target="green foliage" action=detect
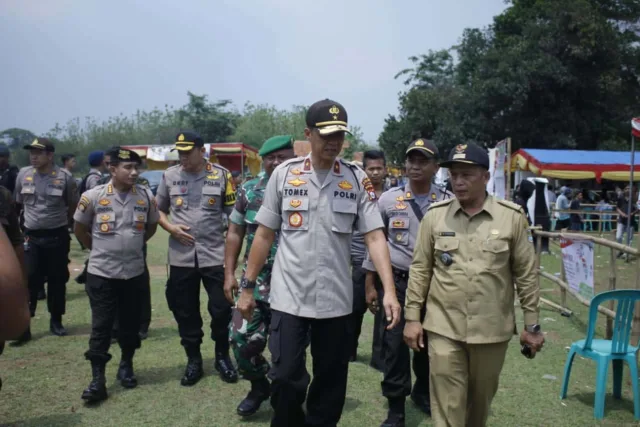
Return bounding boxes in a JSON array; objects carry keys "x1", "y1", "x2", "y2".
[
  {"x1": 230, "y1": 103, "x2": 307, "y2": 148},
  {"x1": 380, "y1": 0, "x2": 640, "y2": 160}
]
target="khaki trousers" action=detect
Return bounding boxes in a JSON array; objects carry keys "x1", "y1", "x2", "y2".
[{"x1": 427, "y1": 332, "x2": 509, "y2": 427}]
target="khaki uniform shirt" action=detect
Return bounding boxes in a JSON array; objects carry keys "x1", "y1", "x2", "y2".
[
  {"x1": 74, "y1": 182, "x2": 159, "y2": 280},
  {"x1": 406, "y1": 195, "x2": 539, "y2": 344},
  {"x1": 255, "y1": 155, "x2": 384, "y2": 319},
  {"x1": 15, "y1": 165, "x2": 77, "y2": 230},
  {"x1": 156, "y1": 162, "x2": 236, "y2": 268},
  {"x1": 362, "y1": 182, "x2": 452, "y2": 272}
]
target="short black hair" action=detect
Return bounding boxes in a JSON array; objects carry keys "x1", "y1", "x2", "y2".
[
  {"x1": 363, "y1": 150, "x2": 386, "y2": 169},
  {"x1": 61, "y1": 153, "x2": 75, "y2": 164}
]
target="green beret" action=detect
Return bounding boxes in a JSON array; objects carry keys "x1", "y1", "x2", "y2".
[{"x1": 259, "y1": 135, "x2": 294, "y2": 157}]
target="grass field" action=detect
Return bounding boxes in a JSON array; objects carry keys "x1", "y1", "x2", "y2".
[{"x1": 1, "y1": 230, "x2": 640, "y2": 426}]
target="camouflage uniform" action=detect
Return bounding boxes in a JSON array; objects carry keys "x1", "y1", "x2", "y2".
[{"x1": 228, "y1": 171, "x2": 279, "y2": 380}]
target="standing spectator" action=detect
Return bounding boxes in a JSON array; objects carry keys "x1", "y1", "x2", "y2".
[
  {"x1": 0, "y1": 145, "x2": 19, "y2": 194},
  {"x1": 569, "y1": 191, "x2": 583, "y2": 231},
  {"x1": 546, "y1": 185, "x2": 557, "y2": 204},
  {"x1": 231, "y1": 171, "x2": 243, "y2": 189},
  {"x1": 555, "y1": 187, "x2": 571, "y2": 230},
  {"x1": 61, "y1": 154, "x2": 77, "y2": 176},
  {"x1": 615, "y1": 186, "x2": 638, "y2": 258}
]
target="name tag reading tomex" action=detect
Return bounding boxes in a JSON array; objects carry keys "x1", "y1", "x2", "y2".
[{"x1": 439, "y1": 232, "x2": 456, "y2": 237}]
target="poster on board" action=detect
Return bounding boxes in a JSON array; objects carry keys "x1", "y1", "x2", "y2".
[{"x1": 560, "y1": 237, "x2": 595, "y2": 300}]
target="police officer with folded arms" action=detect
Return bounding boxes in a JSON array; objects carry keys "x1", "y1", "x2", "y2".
[
  {"x1": 363, "y1": 139, "x2": 451, "y2": 427},
  {"x1": 13, "y1": 138, "x2": 77, "y2": 343},
  {"x1": 74, "y1": 147, "x2": 159, "y2": 403},
  {"x1": 404, "y1": 143, "x2": 544, "y2": 427},
  {"x1": 156, "y1": 131, "x2": 238, "y2": 386},
  {"x1": 239, "y1": 99, "x2": 401, "y2": 427}
]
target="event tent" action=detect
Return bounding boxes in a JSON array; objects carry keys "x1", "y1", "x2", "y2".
[
  {"x1": 121, "y1": 143, "x2": 262, "y2": 176},
  {"x1": 511, "y1": 149, "x2": 639, "y2": 182}
]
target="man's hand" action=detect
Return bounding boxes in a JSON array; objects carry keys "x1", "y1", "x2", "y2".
[
  {"x1": 382, "y1": 292, "x2": 401, "y2": 330},
  {"x1": 223, "y1": 274, "x2": 239, "y2": 304},
  {"x1": 170, "y1": 224, "x2": 195, "y2": 246},
  {"x1": 520, "y1": 330, "x2": 545, "y2": 358},
  {"x1": 237, "y1": 290, "x2": 256, "y2": 321},
  {"x1": 403, "y1": 321, "x2": 424, "y2": 351}
]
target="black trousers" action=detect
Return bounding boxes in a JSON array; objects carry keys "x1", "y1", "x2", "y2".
[
  {"x1": 371, "y1": 275, "x2": 386, "y2": 369},
  {"x1": 381, "y1": 269, "x2": 429, "y2": 399},
  {"x1": 350, "y1": 260, "x2": 367, "y2": 358},
  {"x1": 85, "y1": 272, "x2": 144, "y2": 363},
  {"x1": 113, "y1": 265, "x2": 151, "y2": 333},
  {"x1": 165, "y1": 262, "x2": 231, "y2": 355},
  {"x1": 25, "y1": 227, "x2": 70, "y2": 318},
  {"x1": 268, "y1": 309, "x2": 352, "y2": 427}
]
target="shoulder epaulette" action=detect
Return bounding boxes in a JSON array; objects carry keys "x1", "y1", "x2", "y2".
[
  {"x1": 280, "y1": 157, "x2": 303, "y2": 168},
  {"x1": 212, "y1": 162, "x2": 230, "y2": 173},
  {"x1": 19, "y1": 166, "x2": 33, "y2": 173},
  {"x1": 429, "y1": 198, "x2": 455, "y2": 209},
  {"x1": 166, "y1": 164, "x2": 180, "y2": 172},
  {"x1": 60, "y1": 168, "x2": 72, "y2": 177},
  {"x1": 497, "y1": 199, "x2": 524, "y2": 212}
]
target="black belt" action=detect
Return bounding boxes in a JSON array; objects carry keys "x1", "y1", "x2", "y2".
[
  {"x1": 392, "y1": 267, "x2": 409, "y2": 280},
  {"x1": 25, "y1": 226, "x2": 68, "y2": 237}
]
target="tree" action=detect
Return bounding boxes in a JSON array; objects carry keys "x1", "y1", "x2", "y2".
[
  {"x1": 342, "y1": 126, "x2": 372, "y2": 160},
  {"x1": 230, "y1": 103, "x2": 307, "y2": 148},
  {"x1": 380, "y1": 0, "x2": 640, "y2": 155},
  {"x1": 177, "y1": 92, "x2": 239, "y2": 143}
]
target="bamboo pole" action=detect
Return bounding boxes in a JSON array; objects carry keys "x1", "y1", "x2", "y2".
[
  {"x1": 533, "y1": 230, "x2": 639, "y2": 255},
  {"x1": 540, "y1": 297, "x2": 573, "y2": 316},
  {"x1": 560, "y1": 250, "x2": 568, "y2": 309},
  {"x1": 539, "y1": 271, "x2": 616, "y2": 318},
  {"x1": 606, "y1": 247, "x2": 617, "y2": 339}
]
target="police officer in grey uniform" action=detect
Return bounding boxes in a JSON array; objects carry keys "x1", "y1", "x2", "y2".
[
  {"x1": 74, "y1": 147, "x2": 159, "y2": 403},
  {"x1": 363, "y1": 139, "x2": 452, "y2": 427},
  {"x1": 156, "y1": 131, "x2": 239, "y2": 386},
  {"x1": 239, "y1": 99, "x2": 402, "y2": 427},
  {"x1": 13, "y1": 138, "x2": 77, "y2": 343}
]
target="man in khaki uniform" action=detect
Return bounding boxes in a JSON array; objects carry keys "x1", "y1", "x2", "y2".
[
  {"x1": 404, "y1": 142, "x2": 545, "y2": 427},
  {"x1": 74, "y1": 147, "x2": 159, "y2": 403}
]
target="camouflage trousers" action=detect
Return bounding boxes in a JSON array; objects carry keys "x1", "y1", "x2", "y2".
[{"x1": 229, "y1": 299, "x2": 271, "y2": 381}]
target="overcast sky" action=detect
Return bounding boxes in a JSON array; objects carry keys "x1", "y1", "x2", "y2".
[{"x1": 1, "y1": 0, "x2": 507, "y2": 144}]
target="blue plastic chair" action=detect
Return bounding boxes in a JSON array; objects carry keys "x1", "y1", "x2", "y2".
[{"x1": 560, "y1": 289, "x2": 640, "y2": 419}]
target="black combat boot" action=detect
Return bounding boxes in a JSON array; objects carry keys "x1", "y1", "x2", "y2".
[
  {"x1": 181, "y1": 349, "x2": 204, "y2": 386},
  {"x1": 116, "y1": 360, "x2": 138, "y2": 388},
  {"x1": 50, "y1": 317, "x2": 68, "y2": 337},
  {"x1": 214, "y1": 352, "x2": 238, "y2": 383},
  {"x1": 82, "y1": 362, "x2": 108, "y2": 403},
  {"x1": 9, "y1": 327, "x2": 31, "y2": 347},
  {"x1": 381, "y1": 397, "x2": 406, "y2": 427},
  {"x1": 237, "y1": 377, "x2": 271, "y2": 416}
]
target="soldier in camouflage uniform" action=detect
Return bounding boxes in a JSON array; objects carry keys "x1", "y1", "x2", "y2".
[{"x1": 224, "y1": 135, "x2": 295, "y2": 417}]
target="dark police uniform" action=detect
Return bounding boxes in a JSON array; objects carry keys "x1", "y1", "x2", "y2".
[
  {"x1": 0, "y1": 144, "x2": 19, "y2": 194},
  {"x1": 156, "y1": 131, "x2": 238, "y2": 385},
  {"x1": 363, "y1": 139, "x2": 452, "y2": 425},
  {"x1": 0, "y1": 184, "x2": 24, "y2": 355},
  {"x1": 14, "y1": 138, "x2": 77, "y2": 339},
  {"x1": 74, "y1": 147, "x2": 159, "y2": 403},
  {"x1": 250, "y1": 100, "x2": 385, "y2": 426}
]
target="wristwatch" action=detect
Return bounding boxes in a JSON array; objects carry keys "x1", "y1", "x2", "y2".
[
  {"x1": 240, "y1": 276, "x2": 257, "y2": 290},
  {"x1": 525, "y1": 324, "x2": 541, "y2": 334}
]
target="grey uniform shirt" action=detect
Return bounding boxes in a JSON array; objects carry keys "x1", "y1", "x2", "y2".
[
  {"x1": 85, "y1": 168, "x2": 103, "y2": 190},
  {"x1": 156, "y1": 162, "x2": 236, "y2": 268},
  {"x1": 351, "y1": 182, "x2": 390, "y2": 264},
  {"x1": 15, "y1": 165, "x2": 77, "y2": 230},
  {"x1": 73, "y1": 182, "x2": 159, "y2": 280},
  {"x1": 255, "y1": 155, "x2": 384, "y2": 319},
  {"x1": 363, "y1": 182, "x2": 453, "y2": 272}
]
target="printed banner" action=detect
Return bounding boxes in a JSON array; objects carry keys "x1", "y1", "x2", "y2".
[
  {"x1": 560, "y1": 238, "x2": 595, "y2": 300},
  {"x1": 490, "y1": 139, "x2": 509, "y2": 200}
]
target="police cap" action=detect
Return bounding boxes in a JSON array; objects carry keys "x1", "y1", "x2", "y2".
[
  {"x1": 306, "y1": 99, "x2": 353, "y2": 136},
  {"x1": 105, "y1": 146, "x2": 142, "y2": 165},
  {"x1": 23, "y1": 137, "x2": 55, "y2": 153},
  {"x1": 405, "y1": 138, "x2": 439, "y2": 159},
  {"x1": 439, "y1": 143, "x2": 489, "y2": 169},
  {"x1": 173, "y1": 131, "x2": 204, "y2": 152}
]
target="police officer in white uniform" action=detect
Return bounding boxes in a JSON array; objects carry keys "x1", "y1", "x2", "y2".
[
  {"x1": 13, "y1": 138, "x2": 77, "y2": 343},
  {"x1": 238, "y1": 99, "x2": 402, "y2": 427},
  {"x1": 74, "y1": 147, "x2": 159, "y2": 403},
  {"x1": 156, "y1": 131, "x2": 239, "y2": 386},
  {"x1": 363, "y1": 139, "x2": 452, "y2": 427}
]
